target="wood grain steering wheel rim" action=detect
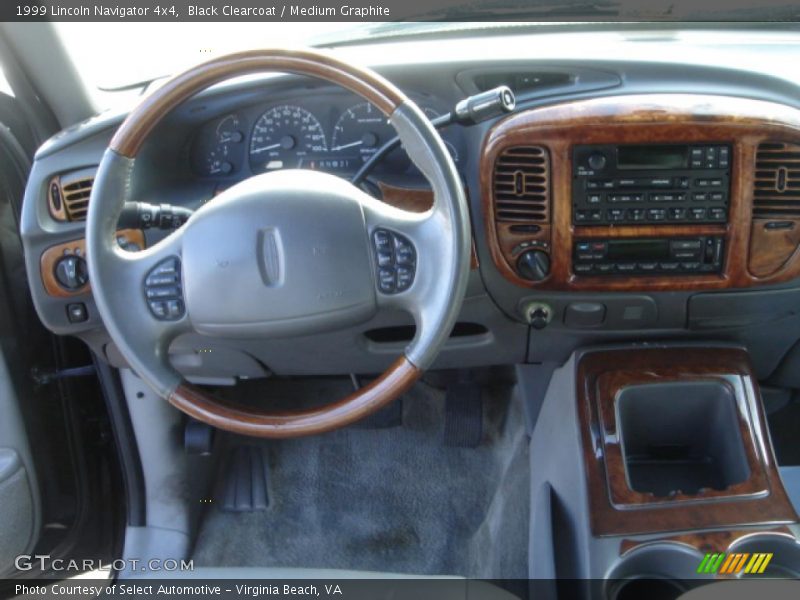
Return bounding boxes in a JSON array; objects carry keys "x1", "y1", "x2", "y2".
[{"x1": 87, "y1": 49, "x2": 470, "y2": 438}]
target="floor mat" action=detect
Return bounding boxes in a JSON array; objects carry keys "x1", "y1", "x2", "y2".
[{"x1": 191, "y1": 378, "x2": 530, "y2": 578}]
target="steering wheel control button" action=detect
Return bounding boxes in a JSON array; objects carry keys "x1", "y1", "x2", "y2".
[
  {"x1": 144, "y1": 257, "x2": 185, "y2": 320},
  {"x1": 54, "y1": 255, "x2": 89, "y2": 290},
  {"x1": 378, "y1": 268, "x2": 396, "y2": 293},
  {"x1": 66, "y1": 302, "x2": 88, "y2": 323},
  {"x1": 372, "y1": 229, "x2": 417, "y2": 294}
]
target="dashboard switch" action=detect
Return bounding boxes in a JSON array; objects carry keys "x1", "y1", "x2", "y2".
[
  {"x1": 144, "y1": 257, "x2": 185, "y2": 321},
  {"x1": 66, "y1": 303, "x2": 88, "y2": 323},
  {"x1": 54, "y1": 255, "x2": 88, "y2": 291},
  {"x1": 372, "y1": 228, "x2": 416, "y2": 294}
]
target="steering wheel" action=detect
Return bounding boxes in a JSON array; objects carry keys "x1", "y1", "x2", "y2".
[{"x1": 86, "y1": 49, "x2": 470, "y2": 438}]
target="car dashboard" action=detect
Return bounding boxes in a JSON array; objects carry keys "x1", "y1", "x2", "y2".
[{"x1": 19, "y1": 29, "x2": 800, "y2": 385}]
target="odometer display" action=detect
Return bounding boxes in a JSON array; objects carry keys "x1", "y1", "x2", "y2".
[{"x1": 249, "y1": 105, "x2": 328, "y2": 172}]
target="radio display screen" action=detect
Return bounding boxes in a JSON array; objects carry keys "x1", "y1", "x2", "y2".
[
  {"x1": 617, "y1": 145, "x2": 688, "y2": 170},
  {"x1": 607, "y1": 239, "x2": 670, "y2": 261}
]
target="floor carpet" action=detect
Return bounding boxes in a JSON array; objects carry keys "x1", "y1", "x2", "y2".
[{"x1": 191, "y1": 377, "x2": 530, "y2": 578}]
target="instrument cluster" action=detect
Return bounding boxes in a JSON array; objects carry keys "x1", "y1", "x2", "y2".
[{"x1": 190, "y1": 93, "x2": 462, "y2": 180}]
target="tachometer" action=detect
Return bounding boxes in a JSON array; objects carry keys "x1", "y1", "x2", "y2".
[
  {"x1": 249, "y1": 105, "x2": 328, "y2": 172},
  {"x1": 331, "y1": 102, "x2": 396, "y2": 163}
]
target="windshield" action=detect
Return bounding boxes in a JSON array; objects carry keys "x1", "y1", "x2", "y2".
[{"x1": 56, "y1": 22, "x2": 362, "y2": 106}]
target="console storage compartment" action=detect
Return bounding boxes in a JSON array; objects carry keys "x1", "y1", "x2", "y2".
[
  {"x1": 617, "y1": 381, "x2": 750, "y2": 497},
  {"x1": 577, "y1": 346, "x2": 798, "y2": 536}
]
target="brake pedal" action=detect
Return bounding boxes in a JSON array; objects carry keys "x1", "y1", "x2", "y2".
[
  {"x1": 219, "y1": 446, "x2": 270, "y2": 512},
  {"x1": 444, "y1": 375, "x2": 483, "y2": 448}
]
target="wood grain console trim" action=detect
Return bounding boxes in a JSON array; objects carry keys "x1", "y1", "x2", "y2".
[
  {"x1": 169, "y1": 355, "x2": 420, "y2": 438},
  {"x1": 481, "y1": 94, "x2": 800, "y2": 291},
  {"x1": 40, "y1": 230, "x2": 145, "y2": 297},
  {"x1": 577, "y1": 347, "x2": 798, "y2": 537}
]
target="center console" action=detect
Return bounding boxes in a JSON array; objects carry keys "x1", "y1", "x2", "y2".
[
  {"x1": 526, "y1": 345, "x2": 800, "y2": 598},
  {"x1": 481, "y1": 94, "x2": 800, "y2": 292}
]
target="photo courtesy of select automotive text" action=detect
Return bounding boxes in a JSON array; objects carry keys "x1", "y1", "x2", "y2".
[{"x1": 3, "y1": 0, "x2": 800, "y2": 598}]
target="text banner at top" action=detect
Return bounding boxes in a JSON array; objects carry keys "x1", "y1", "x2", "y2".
[{"x1": 2, "y1": 0, "x2": 797, "y2": 22}]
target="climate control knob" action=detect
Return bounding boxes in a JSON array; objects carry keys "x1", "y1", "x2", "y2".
[{"x1": 517, "y1": 249, "x2": 551, "y2": 281}]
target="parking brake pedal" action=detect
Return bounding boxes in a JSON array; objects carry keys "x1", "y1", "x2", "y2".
[
  {"x1": 219, "y1": 446, "x2": 270, "y2": 512},
  {"x1": 444, "y1": 374, "x2": 483, "y2": 448}
]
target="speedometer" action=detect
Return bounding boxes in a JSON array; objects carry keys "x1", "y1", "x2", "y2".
[{"x1": 249, "y1": 105, "x2": 327, "y2": 172}]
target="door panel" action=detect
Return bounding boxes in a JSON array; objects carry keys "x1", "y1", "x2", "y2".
[{"x1": 0, "y1": 349, "x2": 40, "y2": 575}]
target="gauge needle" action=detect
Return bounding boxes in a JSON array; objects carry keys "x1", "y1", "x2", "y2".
[
  {"x1": 331, "y1": 140, "x2": 363, "y2": 151},
  {"x1": 251, "y1": 143, "x2": 282, "y2": 154}
]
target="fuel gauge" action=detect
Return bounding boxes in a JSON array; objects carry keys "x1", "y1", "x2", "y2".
[{"x1": 195, "y1": 113, "x2": 245, "y2": 176}]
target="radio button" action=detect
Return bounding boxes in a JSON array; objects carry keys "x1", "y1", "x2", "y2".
[
  {"x1": 668, "y1": 207, "x2": 687, "y2": 220},
  {"x1": 671, "y1": 240, "x2": 703, "y2": 250},
  {"x1": 609, "y1": 193, "x2": 642, "y2": 203},
  {"x1": 647, "y1": 208, "x2": 667, "y2": 221},
  {"x1": 629, "y1": 208, "x2": 647, "y2": 221},
  {"x1": 650, "y1": 193, "x2": 674, "y2": 202},
  {"x1": 669, "y1": 240, "x2": 703, "y2": 250},
  {"x1": 719, "y1": 147, "x2": 730, "y2": 168},
  {"x1": 596, "y1": 263, "x2": 614, "y2": 273},
  {"x1": 704, "y1": 146, "x2": 718, "y2": 168},
  {"x1": 587, "y1": 153, "x2": 607, "y2": 171},
  {"x1": 709, "y1": 207, "x2": 727, "y2": 221},
  {"x1": 587, "y1": 179, "x2": 613, "y2": 190}
]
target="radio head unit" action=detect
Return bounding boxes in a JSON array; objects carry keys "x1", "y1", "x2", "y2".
[{"x1": 572, "y1": 143, "x2": 731, "y2": 226}]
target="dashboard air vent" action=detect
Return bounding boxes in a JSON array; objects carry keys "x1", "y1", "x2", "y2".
[
  {"x1": 753, "y1": 142, "x2": 800, "y2": 218},
  {"x1": 48, "y1": 168, "x2": 96, "y2": 222},
  {"x1": 492, "y1": 146, "x2": 550, "y2": 223}
]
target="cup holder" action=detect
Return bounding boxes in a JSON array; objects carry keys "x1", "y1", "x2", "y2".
[
  {"x1": 617, "y1": 380, "x2": 751, "y2": 497},
  {"x1": 727, "y1": 534, "x2": 800, "y2": 578},
  {"x1": 606, "y1": 543, "x2": 713, "y2": 600}
]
